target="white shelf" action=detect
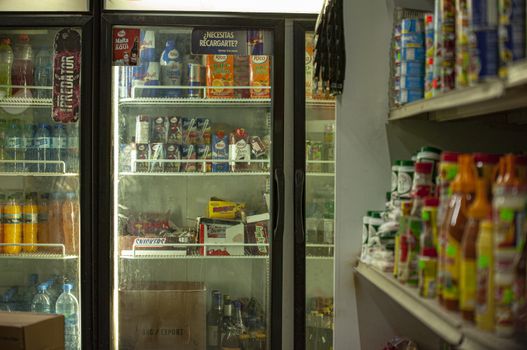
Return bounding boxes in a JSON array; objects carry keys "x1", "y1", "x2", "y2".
[
  {"x1": 120, "y1": 251, "x2": 269, "y2": 260},
  {"x1": 0, "y1": 252, "x2": 77, "y2": 260},
  {"x1": 306, "y1": 256, "x2": 334, "y2": 260},
  {"x1": 0, "y1": 97, "x2": 52, "y2": 107},
  {"x1": 389, "y1": 60, "x2": 527, "y2": 121},
  {"x1": 355, "y1": 262, "x2": 526, "y2": 349},
  {"x1": 119, "y1": 171, "x2": 269, "y2": 177},
  {"x1": 0, "y1": 172, "x2": 78, "y2": 177},
  {"x1": 306, "y1": 99, "x2": 336, "y2": 108},
  {"x1": 306, "y1": 172, "x2": 335, "y2": 177},
  {"x1": 119, "y1": 97, "x2": 271, "y2": 107}
]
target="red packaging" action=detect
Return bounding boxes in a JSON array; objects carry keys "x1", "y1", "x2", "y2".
[
  {"x1": 229, "y1": 128, "x2": 251, "y2": 171},
  {"x1": 167, "y1": 116, "x2": 183, "y2": 144},
  {"x1": 234, "y1": 56, "x2": 250, "y2": 98},
  {"x1": 136, "y1": 143, "x2": 149, "y2": 172},
  {"x1": 164, "y1": 143, "x2": 181, "y2": 172},
  {"x1": 244, "y1": 213, "x2": 269, "y2": 256}
]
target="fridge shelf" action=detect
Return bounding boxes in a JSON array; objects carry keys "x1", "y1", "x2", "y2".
[
  {"x1": 306, "y1": 98, "x2": 336, "y2": 108},
  {"x1": 0, "y1": 160, "x2": 71, "y2": 175},
  {"x1": 389, "y1": 61, "x2": 527, "y2": 122},
  {"x1": 119, "y1": 97, "x2": 272, "y2": 107},
  {"x1": 119, "y1": 171, "x2": 269, "y2": 177},
  {"x1": 354, "y1": 262, "x2": 526, "y2": 349},
  {"x1": 0, "y1": 97, "x2": 52, "y2": 108},
  {"x1": 306, "y1": 172, "x2": 335, "y2": 177},
  {"x1": 120, "y1": 252, "x2": 269, "y2": 260},
  {"x1": 0, "y1": 243, "x2": 77, "y2": 260}
]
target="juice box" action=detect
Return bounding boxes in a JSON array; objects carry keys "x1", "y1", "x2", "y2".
[
  {"x1": 206, "y1": 55, "x2": 234, "y2": 98},
  {"x1": 164, "y1": 143, "x2": 181, "y2": 172},
  {"x1": 167, "y1": 116, "x2": 182, "y2": 144},
  {"x1": 197, "y1": 144, "x2": 211, "y2": 172},
  {"x1": 234, "y1": 56, "x2": 250, "y2": 98},
  {"x1": 249, "y1": 55, "x2": 271, "y2": 99}
]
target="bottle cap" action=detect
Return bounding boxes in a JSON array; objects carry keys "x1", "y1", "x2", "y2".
[
  {"x1": 37, "y1": 283, "x2": 47, "y2": 292},
  {"x1": 63, "y1": 283, "x2": 73, "y2": 292},
  {"x1": 420, "y1": 146, "x2": 442, "y2": 154},
  {"x1": 441, "y1": 152, "x2": 459, "y2": 163}
]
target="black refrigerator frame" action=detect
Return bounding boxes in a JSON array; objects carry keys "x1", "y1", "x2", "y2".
[
  {"x1": 97, "y1": 13, "x2": 285, "y2": 350},
  {"x1": 0, "y1": 14, "x2": 96, "y2": 350}
]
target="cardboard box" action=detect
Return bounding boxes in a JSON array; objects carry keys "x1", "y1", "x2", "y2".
[
  {"x1": 0, "y1": 312, "x2": 64, "y2": 350},
  {"x1": 198, "y1": 217, "x2": 245, "y2": 256},
  {"x1": 119, "y1": 282, "x2": 206, "y2": 350}
]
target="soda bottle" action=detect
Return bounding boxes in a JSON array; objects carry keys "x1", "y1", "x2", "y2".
[
  {"x1": 48, "y1": 192, "x2": 63, "y2": 246},
  {"x1": 62, "y1": 192, "x2": 79, "y2": 255},
  {"x1": 67, "y1": 123, "x2": 79, "y2": 173},
  {"x1": 11, "y1": 34, "x2": 34, "y2": 98},
  {"x1": 0, "y1": 287, "x2": 17, "y2": 312},
  {"x1": 34, "y1": 47, "x2": 52, "y2": 98},
  {"x1": 5, "y1": 120, "x2": 23, "y2": 172},
  {"x1": 22, "y1": 192, "x2": 38, "y2": 253},
  {"x1": 21, "y1": 121, "x2": 34, "y2": 172},
  {"x1": 160, "y1": 39, "x2": 182, "y2": 97},
  {"x1": 0, "y1": 37, "x2": 13, "y2": 98},
  {"x1": 51, "y1": 124, "x2": 68, "y2": 173},
  {"x1": 55, "y1": 283, "x2": 80, "y2": 350},
  {"x1": 31, "y1": 283, "x2": 51, "y2": 313},
  {"x1": 38, "y1": 193, "x2": 50, "y2": 248},
  {"x1": 34, "y1": 123, "x2": 51, "y2": 172},
  {"x1": 3, "y1": 195, "x2": 22, "y2": 254},
  {"x1": 130, "y1": 36, "x2": 139, "y2": 65}
]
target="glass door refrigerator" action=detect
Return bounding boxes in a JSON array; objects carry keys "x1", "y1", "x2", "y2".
[
  {"x1": 99, "y1": 14, "x2": 285, "y2": 350},
  {"x1": 0, "y1": 7, "x2": 94, "y2": 350},
  {"x1": 293, "y1": 21, "x2": 336, "y2": 350}
]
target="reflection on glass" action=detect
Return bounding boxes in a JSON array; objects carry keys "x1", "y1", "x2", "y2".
[
  {"x1": 305, "y1": 31, "x2": 336, "y2": 350},
  {"x1": 111, "y1": 26, "x2": 274, "y2": 349}
]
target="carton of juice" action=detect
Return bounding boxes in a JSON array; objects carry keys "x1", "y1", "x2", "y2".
[
  {"x1": 206, "y1": 55, "x2": 234, "y2": 98},
  {"x1": 249, "y1": 55, "x2": 271, "y2": 99},
  {"x1": 234, "y1": 56, "x2": 250, "y2": 98}
]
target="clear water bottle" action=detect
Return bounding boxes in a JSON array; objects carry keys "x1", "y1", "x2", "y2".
[
  {"x1": 21, "y1": 121, "x2": 34, "y2": 172},
  {"x1": 21, "y1": 273, "x2": 39, "y2": 311},
  {"x1": 51, "y1": 124, "x2": 67, "y2": 172},
  {"x1": 66, "y1": 123, "x2": 79, "y2": 173},
  {"x1": 34, "y1": 47, "x2": 52, "y2": 98},
  {"x1": 5, "y1": 119, "x2": 23, "y2": 172},
  {"x1": 30, "y1": 284, "x2": 51, "y2": 313},
  {"x1": 0, "y1": 287, "x2": 17, "y2": 312},
  {"x1": 0, "y1": 119, "x2": 8, "y2": 172},
  {"x1": 55, "y1": 283, "x2": 79, "y2": 350},
  {"x1": 11, "y1": 34, "x2": 33, "y2": 98},
  {"x1": 34, "y1": 123, "x2": 51, "y2": 172}
]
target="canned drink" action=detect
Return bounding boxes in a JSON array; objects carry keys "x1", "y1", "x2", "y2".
[
  {"x1": 139, "y1": 30, "x2": 156, "y2": 62},
  {"x1": 142, "y1": 62, "x2": 160, "y2": 97},
  {"x1": 135, "y1": 115, "x2": 150, "y2": 144},
  {"x1": 248, "y1": 30, "x2": 264, "y2": 55},
  {"x1": 131, "y1": 64, "x2": 145, "y2": 98},
  {"x1": 118, "y1": 66, "x2": 132, "y2": 99},
  {"x1": 187, "y1": 63, "x2": 202, "y2": 98}
]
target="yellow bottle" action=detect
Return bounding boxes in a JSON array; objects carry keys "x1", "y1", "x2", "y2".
[
  {"x1": 3, "y1": 195, "x2": 22, "y2": 254},
  {"x1": 22, "y1": 193, "x2": 38, "y2": 253},
  {"x1": 0, "y1": 194, "x2": 5, "y2": 253},
  {"x1": 475, "y1": 220, "x2": 495, "y2": 331}
]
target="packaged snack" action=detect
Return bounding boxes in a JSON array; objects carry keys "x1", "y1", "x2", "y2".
[
  {"x1": 212, "y1": 131, "x2": 229, "y2": 172},
  {"x1": 196, "y1": 118, "x2": 211, "y2": 144},
  {"x1": 136, "y1": 143, "x2": 149, "y2": 172},
  {"x1": 245, "y1": 213, "x2": 270, "y2": 256},
  {"x1": 164, "y1": 143, "x2": 181, "y2": 172},
  {"x1": 249, "y1": 55, "x2": 271, "y2": 98},
  {"x1": 206, "y1": 55, "x2": 234, "y2": 98},
  {"x1": 197, "y1": 144, "x2": 211, "y2": 172},
  {"x1": 208, "y1": 197, "x2": 246, "y2": 220},
  {"x1": 198, "y1": 217, "x2": 244, "y2": 256},
  {"x1": 456, "y1": 0, "x2": 471, "y2": 88},
  {"x1": 150, "y1": 116, "x2": 168, "y2": 143},
  {"x1": 250, "y1": 136, "x2": 267, "y2": 171},
  {"x1": 149, "y1": 143, "x2": 164, "y2": 172},
  {"x1": 167, "y1": 116, "x2": 183, "y2": 144},
  {"x1": 181, "y1": 144, "x2": 196, "y2": 172},
  {"x1": 233, "y1": 56, "x2": 250, "y2": 98},
  {"x1": 182, "y1": 117, "x2": 198, "y2": 145},
  {"x1": 229, "y1": 128, "x2": 251, "y2": 171}
]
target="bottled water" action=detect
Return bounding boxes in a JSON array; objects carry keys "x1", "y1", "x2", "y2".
[
  {"x1": 0, "y1": 287, "x2": 17, "y2": 312},
  {"x1": 34, "y1": 48, "x2": 52, "y2": 98},
  {"x1": 55, "y1": 283, "x2": 79, "y2": 350},
  {"x1": 30, "y1": 284, "x2": 51, "y2": 313},
  {"x1": 5, "y1": 120, "x2": 23, "y2": 172},
  {"x1": 21, "y1": 273, "x2": 39, "y2": 311},
  {"x1": 51, "y1": 124, "x2": 68, "y2": 172},
  {"x1": 34, "y1": 123, "x2": 51, "y2": 172},
  {"x1": 21, "y1": 121, "x2": 34, "y2": 172},
  {"x1": 67, "y1": 123, "x2": 79, "y2": 173}
]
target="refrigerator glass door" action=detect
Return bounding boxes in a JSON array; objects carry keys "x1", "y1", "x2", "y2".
[
  {"x1": 111, "y1": 25, "x2": 274, "y2": 350},
  {"x1": 304, "y1": 31, "x2": 336, "y2": 350},
  {"x1": 0, "y1": 27, "x2": 82, "y2": 349}
]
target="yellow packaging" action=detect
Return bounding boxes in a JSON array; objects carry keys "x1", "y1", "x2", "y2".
[
  {"x1": 22, "y1": 199, "x2": 38, "y2": 253},
  {"x1": 443, "y1": 236, "x2": 461, "y2": 302},
  {"x1": 208, "y1": 198, "x2": 245, "y2": 220},
  {"x1": 460, "y1": 258, "x2": 477, "y2": 312},
  {"x1": 206, "y1": 55, "x2": 234, "y2": 98},
  {"x1": 249, "y1": 55, "x2": 271, "y2": 99},
  {"x1": 4, "y1": 198, "x2": 22, "y2": 254},
  {"x1": 418, "y1": 257, "x2": 438, "y2": 298}
]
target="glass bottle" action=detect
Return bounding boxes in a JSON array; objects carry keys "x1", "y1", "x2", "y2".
[{"x1": 207, "y1": 290, "x2": 222, "y2": 350}]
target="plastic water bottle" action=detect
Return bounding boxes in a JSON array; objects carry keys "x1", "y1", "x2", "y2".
[
  {"x1": 21, "y1": 121, "x2": 34, "y2": 172},
  {"x1": 21, "y1": 273, "x2": 39, "y2": 311},
  {"x1": 0, "y1": 37, "x2": 13, "y2": 98},
  {"x1": 0, "y1": 287, "x2": 17, "y2": 312},
  {"x1": 30, "y1": 284, "x2": 51, "y2": 313},
  {"x1": 5, "y1": 119, "x2": 23, "y2": 172},
  {"x1": 11, "y1": 34, "x2": 33, "y2": 98},
  {"x1": 34, "y1": 47, "x2": 52, "y2": 98},
  {"x1": 51, "y1": 124, "x2": 68, "y2": 172},
  {"x1": 66, "y1": 123, "x2": 79, "y2": 173},
  {"x1": 160, "y1": 39, "x2": 182, "y2": 97},
  {"x1": 34, "y1": 123, "x2": 51, "y2": 172},
  {"x1": 55, "y1": 283, "x2": 79, "y2": 350}
]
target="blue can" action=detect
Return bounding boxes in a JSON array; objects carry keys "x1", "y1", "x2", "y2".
[
  {"x1": 398, "y1": 61, "x2": 425, "y2": 76},
  {"x1": 472, "y1": 28, "x2": 499, "y2": 80},
  {"x1": 498, "y1": 0, "x2": 526, "y2": 73},
  {"x1": 401, "y1": 47, "x2": 425, "y2": 61},
  {"x1": 398, "y1": 75, "x2": 425, "y2": 90}
]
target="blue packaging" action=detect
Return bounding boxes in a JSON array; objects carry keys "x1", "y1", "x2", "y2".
[
  {"x1": 401, "y1": 18, "x2": 424, "y2": 34},
  {"x1": 399, "y1": 89, "x2": 424, "y2": 104},
  {"x1": 401, "y1": 47, "x2": 425, "y2": 61},
  {"x1": 401, "y1": 33, "x2": 425, "y2": 48},
  {"x1": 211, "y1": 132, "x2": 229, "y2": 172},
  {"x1": 470, "y1": 0, "x2": 499, "y2": 28},
  {"x1": 398, "y1": 61, "x2": 425, "y2": 76},
  {"x1": 472, "y1": 28, "x2": 499, "y2": 79},
  {"x1": 398, "y1": 75, "x2": 425, "y2": 90},
  {"x1": 498, "y1": 0, "x2": 526, "y2": 73}
]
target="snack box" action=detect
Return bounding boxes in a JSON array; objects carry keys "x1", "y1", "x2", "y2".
[
  {"x1": 198, "y1": 217, "x2": 245, "y2": 256},
  {"x1": 401, "y1": 18, "x2": 424, "y2": 34},
  {"x1": 208, "y1": 197, "x2": 246, "y2": 220}
]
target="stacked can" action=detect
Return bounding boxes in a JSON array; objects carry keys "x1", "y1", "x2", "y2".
[
  {"x1": 498, "y1": 0, "x2": 526, "y2": 78},
  {"x1": 467, "y1": 0, "x2": 499, "y2": 84},
  {"x1": 425, "y1": 13, "x2": 435, "y2": 99},
  {"x1": 455, "y1": 0, "x2": 471, "y2": 88},
  {"x1": 131, "y1": 30, "x2": 160, "y2": 98},
  {"x1": 397, "y1": 18, "x2": 425, "y2": 104},
  {"x1": 393, "y1": 24, "x2": 402, "y2": 106},
  {"x1": 440, "y1": 0, "x2": 456, "y2": 92}
]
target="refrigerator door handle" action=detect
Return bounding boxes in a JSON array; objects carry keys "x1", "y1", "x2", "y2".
[
  {"x1": 273, "y1": 167, "x2": 285, "y2": 240},
  {"x1": 294, "y1": 168, "x2": 305, "y2": 243}
]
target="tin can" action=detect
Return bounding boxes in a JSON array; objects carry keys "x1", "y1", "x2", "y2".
[
  {"x1": 187, "y1": 63, "x2": 202, "y2": 98},
  {"x1": 142, "y1": 62, "x2": 160, "y2": 97},
  {"x1": 135, "y1": 115, "x2": 150, "y2": 144}
]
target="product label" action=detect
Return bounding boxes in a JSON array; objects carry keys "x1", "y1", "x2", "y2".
[
  {"x1": 22, "y1": 213, "x2": 38, "y2": 224},
  {"x1": 443, "y1": 238, "x2": 461, "y2": 301},
  {"x1": 112, "y1": 27, "x2": 140, "y2": 66},
  {"x1": 460, "y1": 259, "x2": 477, "y2": 311},
  {"x1": 51, "y1": 137, "x2": 67, "y2": 149},
  {"x1": 397, "y1": 172, "x2": 413, "y2": 196},
  {"x1": 3, "y1": 212, "x2": 21, "y2": 224},
  {"x1": 418, "y1": 257, "x2": 438, "y2": 298},
  {"x1": 35, "y1": 137, "x2": 51, "y2": 149},
  {"x1": 207, "y1": 325, "x2": 218, "y2": 346}
]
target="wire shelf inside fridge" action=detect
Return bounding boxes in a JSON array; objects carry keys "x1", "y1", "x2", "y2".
[
  {"x1": 119, "y1": 171, "x2": 270, "y2": 177},
  {"x1": 0, "y1": 97, "x2": 52, "y2": 107},
  {"x1": 119, "y1": 97, "x2": 272, "y2": 107},
  {"x1": 0, "y1": 243, "x2": 78, "y2": 260},
  {"x1": 0, "y1": 160, "x2": 75, "y2": 176},
  {"x1": 306, "y1": 98, "x2": 336, "y2": 108}
]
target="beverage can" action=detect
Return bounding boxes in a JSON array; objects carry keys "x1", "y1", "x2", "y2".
[
  {"x1": 212, "y1": 131, "x2": 228, "y2": 172},
  {"x1": 247, "y1": 30, "x2": 264, "y2": 55},
  {"x1": 135, "y1": 115, "x2": 150, "y2": 144},
  {"x1": 187, "y1": 63, "x2": 202, "y2": 98},
  {"x1": 142, "y1": 61, "x2": 160, "y2": 97},
  {"x1": 139, "y1": 30, "x2": 156, "y2": 63}
]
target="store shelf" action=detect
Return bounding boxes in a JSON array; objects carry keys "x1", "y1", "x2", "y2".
[
  {"x1": 306, "y1": 98, "x2": 336, "y2": 108},
  {"x1": 306, "y1": 172, "x2": 335, "y2": 177},
  {"x1": 119, "y1": 171, "x2": 269, "y2": 177},
  {"x1": 0, "y1": 243, "x2": 77, "y2": 260},
  {"x1": 389, "y1": 61, "x2": 527, "y2": 122},
  {"x1": 0, "y1": 172, "x2": 78, "y2": 177},
  {"x1": 0, "y1": 97, "x2": 52, "y2": 108},
  {"x1": 120, "y1": 251, "x2": 269, "y2": 260},
  {"x1": 354, "y1": 262, "x2": 527, "y2": 349},
  {"x1": 119, "y1": 97, "x2": 271, "y2": 107}
]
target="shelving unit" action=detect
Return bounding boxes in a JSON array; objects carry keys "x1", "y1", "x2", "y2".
[
  {"x1": 119, "y1": 97, "x2": 272, "y2": 107},
  {"x1": 0, "y1": 172, "x2": 78, "y2": 177},
  {"x1": 0, "y1": 243, "x2": 78, "y2": 260},
  {"x1": 355, "y1": 262, "x2": 526, "y2": 350},
  {"x1": 389, "y1": 61, "x2": 527, "y2": 122},
  {"x1": 0, "y1": 97, "x2": 52, "y2": 108}
]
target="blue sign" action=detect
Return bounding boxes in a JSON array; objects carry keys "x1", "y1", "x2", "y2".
[{"x1": 191, "y1": 29, "x2": 273, "y2": 55}]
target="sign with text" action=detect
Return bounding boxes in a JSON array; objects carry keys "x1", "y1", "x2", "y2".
[
  {"x1": 113, "y1": 27, "x2": 140, "y2": 66},
  {"x1": 191, "y1": 29, "x2": 273, "y2": 56}
]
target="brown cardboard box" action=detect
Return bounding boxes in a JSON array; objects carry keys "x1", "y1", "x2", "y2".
[
  {"x1": 0, "y1": 312, "x2": 64, "y2": 350},
  {"x1": 119, "y1": 282, "x2": 206, "y2": 350}
]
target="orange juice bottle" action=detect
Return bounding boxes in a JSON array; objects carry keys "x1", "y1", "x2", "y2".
[
  {"x1": 62, "y1": 192, "x2": 79, "y2": 255},
  {"x1": 38, "y1": 193, "x2": 49, "y2": 249},
  {"x1": 3, "y1": 195, "x2": 22, "y2": 254},
  {"x1": 22, "y1": 192, "x2": 38, "y2": 253},
  {"x1": 0, "y1": 194, "x2": 5, "y2": 253}
]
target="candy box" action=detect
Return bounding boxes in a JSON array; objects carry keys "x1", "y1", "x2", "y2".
[
  {"x1": 249, "y1": 55, "x2": 271, "y2": 98},
  {"x1": 206, "y1": 55, "x2": 234, "y2": 98},
  {"x1": 208, "y1": 197, "x2": 246, "y2": 220},
  {"x1": 198, "y1": 217, "x2": 245, "y2": 256},
  {"x1": 244, "y1": 213, "x2": 270, "y2": 256}
]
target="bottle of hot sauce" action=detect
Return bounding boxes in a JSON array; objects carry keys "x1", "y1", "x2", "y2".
[
  {"x1": 442, "y1": 154, "x2": 476, "y2": 311},
  {"x1": 460, "y1": 179, "x2": 491, "y2": 322}
]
